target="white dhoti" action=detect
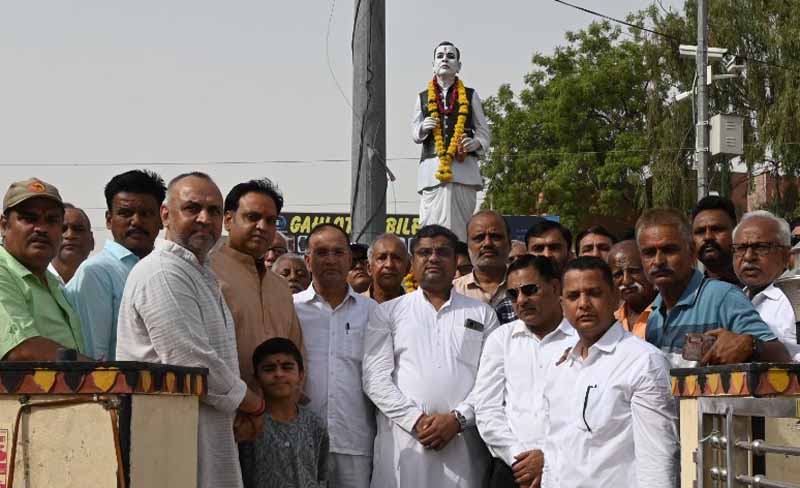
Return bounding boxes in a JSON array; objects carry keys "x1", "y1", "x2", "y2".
[
  {"x1": 419, "y1": 183, "x2": 477, "y2": 242},
  {"x1": 371, "y1": 413, "x2": 490, "y2": 488}
]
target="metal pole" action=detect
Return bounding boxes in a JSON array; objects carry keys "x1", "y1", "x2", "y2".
[
  {"x1": 696, "y1": 0, "x2": 710, "y2": 201},
  {"x1": 350, "y1": 0, "x2": 387, "y2": 244}
]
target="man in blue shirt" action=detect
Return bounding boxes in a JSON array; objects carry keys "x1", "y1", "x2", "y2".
[
  {"x1": 65, "y1": 170, "x2": 166, "y2": 360},
  {"x1": 636, "y1": 208, "x2": 789, "y2": 367}
]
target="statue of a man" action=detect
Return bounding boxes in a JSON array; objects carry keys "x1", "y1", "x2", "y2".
[{"x1": 412, "y1": 41, "x2": 491, "y2": 242}]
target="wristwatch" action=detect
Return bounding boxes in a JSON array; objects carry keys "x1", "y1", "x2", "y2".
[{"x1": 450, "y1": 409, "x2": 467, "y2": 433}]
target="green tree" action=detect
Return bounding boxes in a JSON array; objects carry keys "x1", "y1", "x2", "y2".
[
  {"x1": 482, "y1": 11, "x2": 694, "y2": 229},
  {"x1": 483, "y1": 2, "x2": 800, "y2": 226}
]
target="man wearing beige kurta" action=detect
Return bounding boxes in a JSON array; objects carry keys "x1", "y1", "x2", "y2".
[{"x1": 210, "y1": 179, "x2": 304, "y2": 384}]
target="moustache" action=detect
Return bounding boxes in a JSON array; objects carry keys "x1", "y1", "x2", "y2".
[
  {"x1": 619, "y1": 282, "x2": 645, "y2": 294},
  {"x1": 649, "y1": 266, "x2": 674, "y2": 277},
  {"x1": 699, "y1": 240, "x2": 723, "y2": 254},
  {"x1": 126, "y1": 228, "x2": 149, "y2": 237}
]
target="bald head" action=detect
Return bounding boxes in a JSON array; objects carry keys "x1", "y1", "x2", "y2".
[
  {"x1": 161, "y1": 173, "x2": 223, "y2": 263},
  {"x1": 606, "y1": 239, "x2": 656, "y2": 313},
  {"x1": 466, "y1": 210, "x2": 511, "y2": 272},
  {"x1": 607, "y1": 240, "x2": 639, "y2": 264}
]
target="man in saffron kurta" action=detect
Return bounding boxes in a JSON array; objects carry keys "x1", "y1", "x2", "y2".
[
  {"x1": 116, "y1": 173, "x2": 265, "y2": 488},
  {"x1": 412, "y1": 41, "x2": 490, "y2": 242},
  {"x1": 209, "y1": 179, "x2": 304, "y2": 384}
]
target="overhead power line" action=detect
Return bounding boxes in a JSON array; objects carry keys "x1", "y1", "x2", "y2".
[
  {"x1": 552, "y1": 0, "x2": 682, "y2": 43},
  {"x1": 552, "y1": 0, "x2": 798, "y2": 72}
]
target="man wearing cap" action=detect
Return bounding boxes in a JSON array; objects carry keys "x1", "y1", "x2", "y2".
[{"x1": 0, "y1": 178, "x2": 86, "y2": 360}]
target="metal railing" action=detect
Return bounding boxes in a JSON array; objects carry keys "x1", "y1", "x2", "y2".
[{"x1": 696, "y1": 397, "x2": 800, "y2": 488}]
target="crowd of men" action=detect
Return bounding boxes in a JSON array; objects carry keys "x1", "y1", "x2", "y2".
[{"x1": 0, "y1": 171, "x2": 798, "y2": 488}]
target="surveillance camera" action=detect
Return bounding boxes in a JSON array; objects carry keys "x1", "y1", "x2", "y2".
[
  {"x1": 725, "y1": 55, "x2": 746, "y2": 73},
  {"x1": 675, "y1": 90, "x2": 693, "y2": 102},
  {"x1": 679, "y1": 44, "x2": 728, "y2": 60}
]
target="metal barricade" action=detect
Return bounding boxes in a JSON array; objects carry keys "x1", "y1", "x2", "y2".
[{"x1": 672, "y1": 363, "x2": 800, "y2": 488}]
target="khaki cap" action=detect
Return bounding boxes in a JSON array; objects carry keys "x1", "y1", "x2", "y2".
[{"x1": 3, "y1": 178, "x2": 64, "y2": 212}]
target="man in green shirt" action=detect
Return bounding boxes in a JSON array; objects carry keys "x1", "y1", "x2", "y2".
[{"x1": 0, "y1": 178, "x2": 86, "y2": 360}]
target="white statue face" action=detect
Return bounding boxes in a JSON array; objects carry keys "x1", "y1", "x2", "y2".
[{"x1": 432, "y1": 45, "x2": 461, "y2": 77}]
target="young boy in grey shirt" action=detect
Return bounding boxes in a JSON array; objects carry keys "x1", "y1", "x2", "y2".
[{"x1": 239, "y1": 338, "x2": 329, "y2": 488}]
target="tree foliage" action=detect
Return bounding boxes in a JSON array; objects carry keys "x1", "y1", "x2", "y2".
[{"x1": 482, "y1": 1, "x2": 800, "y2": 227}]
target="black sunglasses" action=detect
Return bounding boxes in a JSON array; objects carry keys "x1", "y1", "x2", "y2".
[{"x1": 506, "y1": 283, "x2": 540, "y2": 301}]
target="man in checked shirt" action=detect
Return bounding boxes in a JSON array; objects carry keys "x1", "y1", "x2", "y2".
[{"x1": 453, "y1": 210, "x2": 517, "y2": 324}]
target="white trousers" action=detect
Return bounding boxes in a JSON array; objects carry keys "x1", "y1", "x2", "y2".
[
  {"x1": 329, "y1": 453, "x2": 372, "y2": 488},
  {"x1": 419, "y1": 183, "x2": 477, "y2": 242}
]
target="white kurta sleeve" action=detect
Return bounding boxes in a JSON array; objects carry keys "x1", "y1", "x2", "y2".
[
  {"x1": 631, "y1": 352, "x2": 679, "y2": 488},
  {"x1": 473, "y1": 330, "x2": 524, "y2": 466},
  {"x1": 362, "y1": 304, "x2": 425, "y2": 434},
  {"x1": 411, "y1": 95, "x2": 428, "y2": 144},
  {"x1": 455, "y1": 308, "x2": 500, "y2": 426},
  {"x1": 136, "y1": 269, "x2": 247, "y2": 414},
  {"x1": 470, "y1": 91, "x2": 491, "y2": 158}
]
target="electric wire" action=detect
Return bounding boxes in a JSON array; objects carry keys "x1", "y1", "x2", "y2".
[{"x1": 552, "y1": 0, "x2": 799, "y2": 73}]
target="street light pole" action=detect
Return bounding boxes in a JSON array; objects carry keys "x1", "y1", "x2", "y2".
[{"x1": 695, "y1": 0, "x2": 710, "y2": 201}]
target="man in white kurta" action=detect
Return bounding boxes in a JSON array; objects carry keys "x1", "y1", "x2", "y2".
[
  {"x1": 116, "y1": 173, "x2": 264, "y2": 488},
  {"x1": 363, "y1": 224, "x2": 499, "y2": 488},
  {"x1": 412, "y1": 42, "x2": 490, "y2": 242}
]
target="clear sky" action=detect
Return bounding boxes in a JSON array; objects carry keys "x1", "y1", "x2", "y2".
[{"x1": 0, "y1": 0, "x2": 684, "y2": 246}]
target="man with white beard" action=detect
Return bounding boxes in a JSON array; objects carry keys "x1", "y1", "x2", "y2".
[
  {"x1": 607, "y1": 240, "x2": 657, "y2": 340},
  {"x1": 411, "y1": 41, "x2": 491, "y2": 241}
]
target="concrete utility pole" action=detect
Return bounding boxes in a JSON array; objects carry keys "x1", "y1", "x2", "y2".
[
  {"x1": 695, "y1": 0, "x2": 710, "y2": 201},
  {"x1": 350, "y1": 0, "x2": 387, "y2": 244}
]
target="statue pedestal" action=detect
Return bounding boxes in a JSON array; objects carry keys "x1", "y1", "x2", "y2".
[
  {"x1": 0, "y1": 361, "x2": 206, "y2": 488},
  {"x1": 672, "y1": 363, "x2": 800, "y2": 488}
]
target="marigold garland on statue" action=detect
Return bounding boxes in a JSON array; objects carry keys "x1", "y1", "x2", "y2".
[{"x1": 427, "y1": 77, "x2": 470, "y2": 183}]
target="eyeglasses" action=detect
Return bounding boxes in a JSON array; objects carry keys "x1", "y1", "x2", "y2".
[
  {"x1": 792, "y1": 235, "x2": 800, "y2": 247},
  {"x1": 732, "y1": 242, "x2": 787, "y2": 257},
  {"x1": 506, "y1": 283, "x2": 540, "y2": 301},
  {"x1": 414, "y1": 246, "x2": 454, "y2": 259}
]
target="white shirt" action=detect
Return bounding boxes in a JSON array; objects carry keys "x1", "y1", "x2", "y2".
[
  {"x1": 47, "y1": 262, "x2": 65, "y2": 287},
  {"x1": 411, "y1": 84, "x2": 491, "y2": 193},
  {"x1": 362, "y1": 288, "x2": 500, "y2": 488},
  {"x1": 473, "y1": 318, "x2": 575, "y2": 466},
  {"x1": 294, "y1": 284, "x2": 376, "y2": 456},
  {"x1": 542, "y1": 323, "x2": 678, "y2": 488},
  {"x1": 751, "y1": 283, "x2": 800, "y2": 361}
]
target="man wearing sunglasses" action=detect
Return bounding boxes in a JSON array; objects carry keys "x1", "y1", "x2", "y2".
[
  {"x1": 537, "y1": 257, "x2": 678, "y2": 488},
  {"x1": 363, "y1": 224, "x2": 499, "y2": 488},
  {"x1": 472, "y1": 255, "x2": 574, "y2": 488},
  {"x1": 733, "y1": 211, "x2": 800, "y2": 360},
  {"x1": 348, "y1": 242, "x2": 372, "y2": 294}
]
